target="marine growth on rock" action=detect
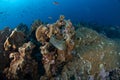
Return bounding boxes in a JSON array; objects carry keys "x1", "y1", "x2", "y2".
[{"x1": 0, "y1": 16, "x2": 119, "y2": 80}]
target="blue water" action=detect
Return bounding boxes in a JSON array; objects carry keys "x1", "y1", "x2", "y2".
[{"x1": 0, "y1": 0, "x2": 120, "y2": 29}]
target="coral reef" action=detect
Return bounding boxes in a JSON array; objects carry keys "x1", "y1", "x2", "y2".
[
  {"x1": 55, "y1": 27, "x2": 120, "y2": 80},
  {"x1": 75, "y1": 27, "x2": 120, "y2": 74},
  {"x1": 4, "y1": 42, "x2": 39, "y2": 80},
  {"x1": 31, "y1": 19, "x2": 43, "y2": 32},
  {"x1": 36, "y1": 16, "x2": 120, "y2": 80},
  {"x1": 16, "y1": 23, "x2": 29, "y2": 34},
  {"x1": 0, "y1": 16, "x2": 120, "y2": 80},
  {"x1": 36, "y1": 15, "x2": 75, "y2": 79},
  {"x1": 40, "y1": 25, "x2": 120, "y2": 80},
  {"x1": 29, "y1": 19, "x2": 43, "y2": 44},
  {"x1": 0, "y1": 27, "x2": 12, "y2": 75},
  {"x1": 4, "y1": 28, "x2": 26, "y2": 51},
  {"x1": 76, "y1": 22, "x2": 120, "y2": 39},
  {"x1": 109, "y1": 67, "x2": 120, "y2": 79},
  {"x1": 0, "y1": 27, "x2": 12, "y2": 51}
]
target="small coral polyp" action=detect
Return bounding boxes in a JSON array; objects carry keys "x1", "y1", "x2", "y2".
[{"x1": 36, "y1": 15, "x2": 75, "y2": 77}]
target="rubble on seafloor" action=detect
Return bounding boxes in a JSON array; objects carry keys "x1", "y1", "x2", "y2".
[{"x1": 0, "y1": 15, "x2": 120, "y2": 80}]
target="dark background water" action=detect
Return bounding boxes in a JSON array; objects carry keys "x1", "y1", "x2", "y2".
[{"x1": 0, "y1": 0, "x2": 120, "y2": 29}]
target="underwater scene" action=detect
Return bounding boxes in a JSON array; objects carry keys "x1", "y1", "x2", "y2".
[{"x1": 0, "y1": 0, "x2": 120, "y2": 80}]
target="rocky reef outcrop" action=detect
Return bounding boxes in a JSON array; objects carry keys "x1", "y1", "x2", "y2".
[
  {"x1": 36, "y1": 15, "x2": 75, "y2": 79},
  {"x1": 0, "y1": 27, "x2": 12, "y2": 51},
  {"x1": 55, "y1": 27, "x2": 120, "y2": 80},
  {"x1": 4, "y1": 28, "x2": 26, "y2": 51},
  {"x1": 36, "y1": 16, "x2": 120, "y2": 80},
  {"x1": 4, "y1": 42, "x2": 38, "y2": 80},
  {"x1": 0, "y1": 16, "x2": 120, "y2": 80}
]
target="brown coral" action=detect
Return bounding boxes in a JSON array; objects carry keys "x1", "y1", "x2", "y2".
[
  {"x1": 36, "y1": 16, "x2": 76, "y2": 79},
  {"x1": 16, "y1": 23, "x2": 29, "y2": 34},
  {"x1": 4, "y1": 42, "x2": 39, "y2": 80},
  {"x1": 75, "y1": 27, "x2": 120, "y2": 74},
  {"x1": 4, "y1": 28, "x2": 26, "y2": 51},
  {"x1": 0, "y1": 27, "x2": 12, "y2": 51},
  {"x1": 31, "y1": 19, "x2": 42, "y2": 32},
  {"x1": 36, "y1": 16, "x2": 120, "y2": 80},
  {"x1": 40, "y1": 42, "x2": 56, "y2": 77},
  {"x1": 56, "y1": 27, "x2": 120, "y2": 80},
  {"x1": 0, "y1": 16, "x2": 119, "y2": 80},
  {"x1": 0, "y1": 27, "x2": 12, "y2": 74},
  {"x1": 36, "y1": 25, "x2": 49, "y2": 43}
]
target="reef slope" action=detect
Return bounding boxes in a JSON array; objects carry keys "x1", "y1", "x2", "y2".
[{"x1": 0, "y1": 16, "x2": 119, "y2": 80}]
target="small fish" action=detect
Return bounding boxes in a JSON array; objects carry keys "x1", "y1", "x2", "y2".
[
  {"x1": 53, "y1": 1, "x2": 59, "y2": 5},
  {"x1": 0, "y1": 12, "x2": 4, "y2": 14},
  {"x1": 48, "y1": 16, "x2": 52, "y2": 20}
]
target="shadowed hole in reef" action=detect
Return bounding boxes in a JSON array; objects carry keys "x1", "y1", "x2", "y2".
[
  {"x1": 48, "y1": 45, "x2": 56, "y2": 52},
  {"x1": 70, "y1": 75, "x2": 75, "y2": 80},
  {"x1": 28, "y1": 26, "x2": 45, "y2": 77},
  {"x1": 0, "y1": 72, "x2": 6, "y2": 80},
  {"x1": 31, "y1": 42, "x2": 45, "y2": 77},
  {"x1": 25, "y1": 29, "x2": 44, "y2": 78},
  {"x1": 24, "y1": 73, "x2": 33, "y2": 80},
  {"x1": 56, "y1": 62, "x2": 66, "y2": 76},
  {"x1": 76, "y1": 37, "x2": 80, "y2": 40}
]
